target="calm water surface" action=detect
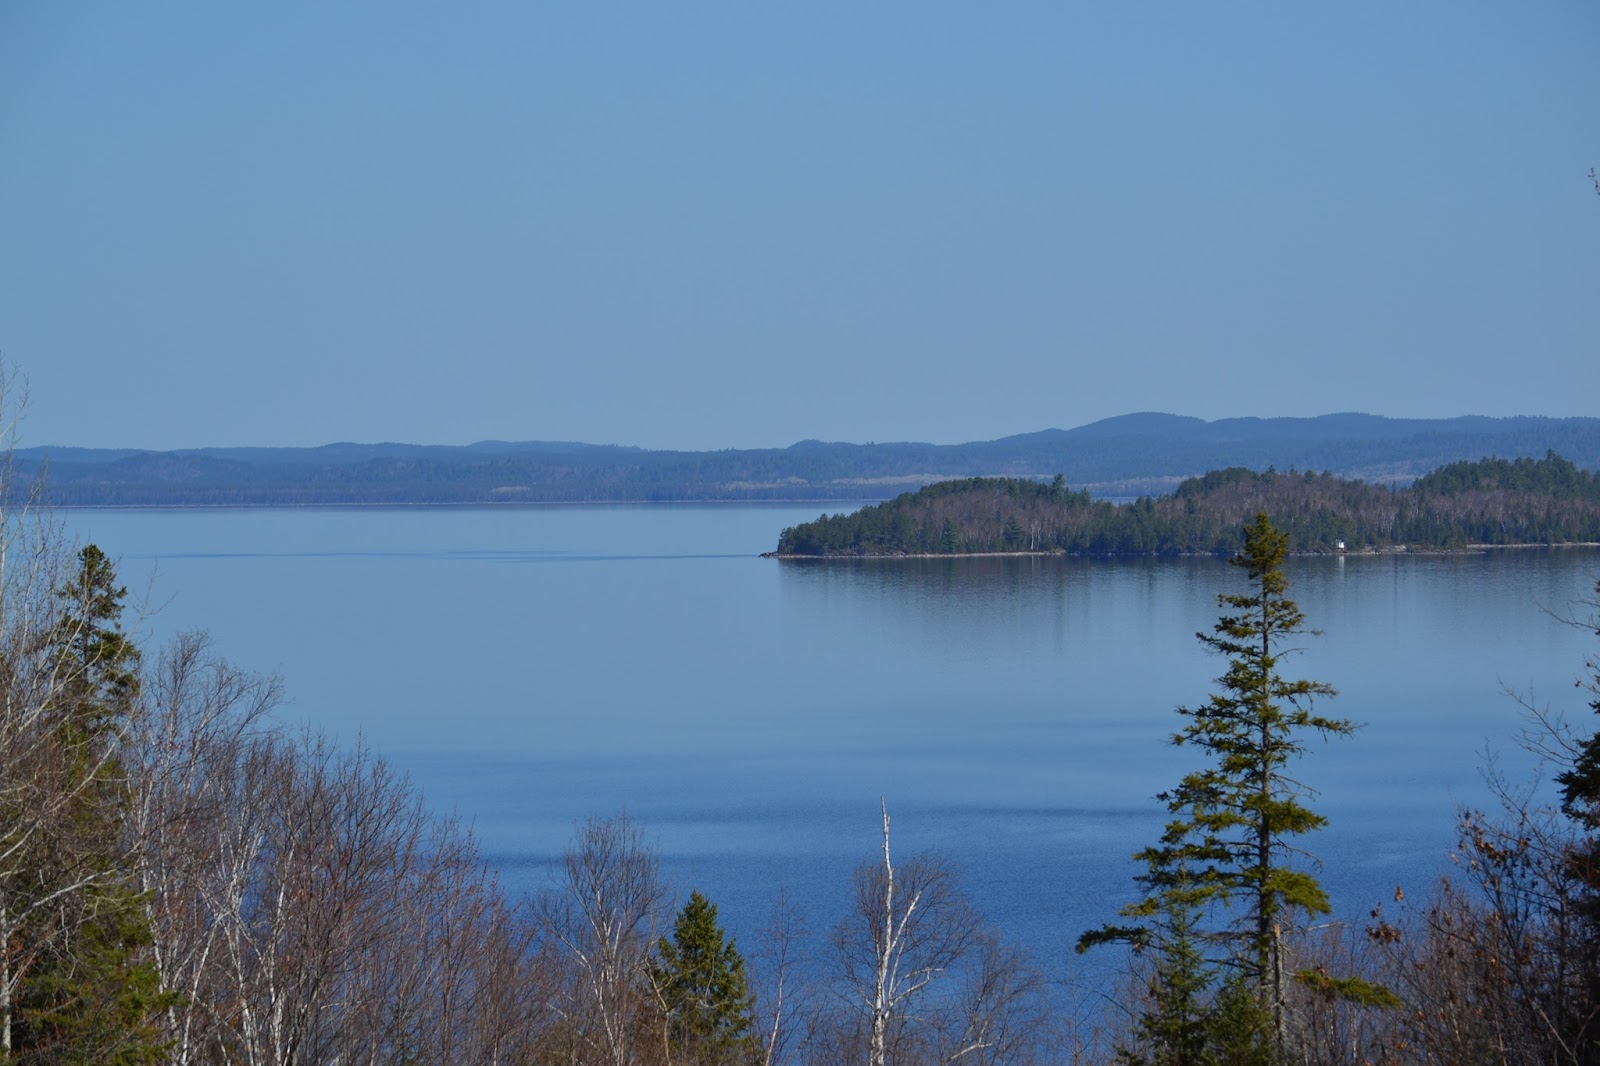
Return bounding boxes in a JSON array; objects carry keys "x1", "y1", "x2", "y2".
[{"x1": 63, "y1": 505, "x2": 1600, "y2": 977}]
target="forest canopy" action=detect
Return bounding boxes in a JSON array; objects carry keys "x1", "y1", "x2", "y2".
[{"x1": 772, "y1": 453, "x2": 1600, "y2": 557}]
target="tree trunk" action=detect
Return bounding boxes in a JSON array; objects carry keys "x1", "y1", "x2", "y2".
[{"x1": 870, "y1": 801, "x2": 894, "y2": 1066}]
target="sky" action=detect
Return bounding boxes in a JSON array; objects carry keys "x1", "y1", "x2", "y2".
[{"x1": 2, "y1": 3, "x2": 1597, "y2": 452}]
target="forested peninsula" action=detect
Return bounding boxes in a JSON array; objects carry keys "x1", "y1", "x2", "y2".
[{"x1": 772, "y1": 453, "x2": 1600, "y2": 557}]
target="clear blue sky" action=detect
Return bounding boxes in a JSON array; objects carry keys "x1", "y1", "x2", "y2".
[{"x1": 3, "y1": 3, "x2": 1596, "y2": 451}]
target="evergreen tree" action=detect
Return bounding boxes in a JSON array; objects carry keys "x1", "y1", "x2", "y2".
[
  {"x1": 14, "y1": 890, "x2": 168, "y2": 1066},
  {"x1": 50, "y1": 545, "x2": 141, "y2": 738},
  {"x1": 1082, "y1": 514, "x2": 1372, "y2": 1061},
  {"x1": 649, "y1": 890, "x2": 754, "y2": 1065},
  {"x1": 1170, "y1": 512, "x2": 1351, "y2": 1040},
  {"x1": 11, "y1": 545, "x2": 169, "y2": 1064},
  {"x1": 1080, "y1": 857, "x2": 1219, "y2": 1066},
  {"x1": 1553, "y1": 577, "x2": 1600, "y2": 1062},
  {"x1": 1555, "y1": 580, "x2": 1600, "y2": 830}
]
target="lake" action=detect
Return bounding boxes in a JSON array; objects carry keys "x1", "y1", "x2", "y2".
[{"x1": 62, "y1": 504, "x2": 1600, "y2": 983}]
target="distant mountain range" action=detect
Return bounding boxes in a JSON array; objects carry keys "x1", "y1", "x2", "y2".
[{"x1": 17, "y1": 413, "x2": 1600, "y2": 506}]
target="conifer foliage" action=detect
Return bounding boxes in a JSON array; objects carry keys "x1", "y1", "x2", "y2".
[
  {"x1": 650, "y1": 890, "x2": 754, "y2": 1065},
  {"x1": 6, "y1": 544, "x2": 169, "y2": 1064},
  {"x1": 1081, "y1": 513, "x2": 1381, "y2": 1063},
  {"x1": 1555, "y1": 581, "x2": 1600, "y2": 832},
  {"x1": 1553, "y1": 578, "x2": 1600, "y2": 1060}
]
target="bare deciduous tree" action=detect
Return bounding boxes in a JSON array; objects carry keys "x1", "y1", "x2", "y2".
[
  {"x1": 123, "y1": 632, "x2": 280, "y2": 1063},
  {"x1": 752, "y1": 887, "x2": 810, "y2": 1066},
  {"x1": 126, "y1": 635, "x2": 554, "y2": 1064},
  {"x1": 833, "y1": 802, "x2": 980, "y2": 1066},
  {"x1": 934, "y1": 931, "x2": 1050, "y2": 1065},
  {"x1": 539, "y1": 810, "x2": 665, "y2": 1066}
]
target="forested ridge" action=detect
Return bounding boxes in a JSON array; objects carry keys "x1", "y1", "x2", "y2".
[
  {"x1": 22, "y1": 413, "x2": 1600, "y2": 506},
  {"x1": 773, "y1": 452, "x2": 1600, "y2": 557}
]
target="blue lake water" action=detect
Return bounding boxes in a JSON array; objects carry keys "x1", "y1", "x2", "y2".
[{"x1": 63, "y1": 504, "x2": 1600, "y2": 981}]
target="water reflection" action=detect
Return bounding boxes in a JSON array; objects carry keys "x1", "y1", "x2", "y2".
[{"x1": 55, "y1": 505, "x2": 1600, "y2": 971}]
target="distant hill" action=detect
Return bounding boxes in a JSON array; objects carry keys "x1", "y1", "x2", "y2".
[
  {"x1": 17, "y1": 414, "x2": 1600, "y2": 507},
  {"x1": 771, "y1": 453, "x2": 1600, "y2": 557}
]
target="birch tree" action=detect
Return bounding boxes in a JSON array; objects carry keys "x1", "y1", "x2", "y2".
[
  {"x1": 128, "y1": 633, "x2": 554, "y2": 1064},
  {"x1": 752, "y1": 889, "x2": 809, "y2": 1066},
  {"x1": 540, "y1": 811, "x2": 664, "y2": 1066},
  {"x1": 123, "y1": 633, "x2": 281, "y2": 1064},
  {"x1": 834, "y1": 802, "x2": 979, "y2": 1066}
]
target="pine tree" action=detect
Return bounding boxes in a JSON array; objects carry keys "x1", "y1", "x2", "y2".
[
  {"x1": 1082, "y1": 513, "x2": 1372, "y2": 1060},
  {"x1": 650, "y1": 890, "x2": 754, "y2": 1065}
]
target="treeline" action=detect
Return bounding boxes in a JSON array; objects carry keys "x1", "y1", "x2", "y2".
[
  {"x1": 21, "y1": 413, "x2": 1600, "y2": 506},
  {"x1": 773, "y1": 453, "x2": 1600, "y2": 556}
]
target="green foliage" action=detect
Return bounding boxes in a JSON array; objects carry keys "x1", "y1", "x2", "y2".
[
  {"x1": 649, "y1": 890, "x2": 754, "y2": 1065},
  {"x1": 774, "y1": 457, "x2": 1600, "y2": 556},
  {"x1": 1002, "y1": 514, "x2": 1027, "y2": 549},
  {"x1": 1291, "y1": 968, "x2": 1402, "y2": 1010},
  {"x1": 1082, "y1": 515, "x2": 1374, "y2": 1061},
  {"x1": 9, "y1": 545, "x2": 170, "y2": 1066},
  {"x1": 51, "y1": 544, "x2": 140, "y2": 747},
  {"x1": 1202, "y1": 980, "x2": 1275, "y2": 1066},
  {"x1": 13, "y1": 888, "x2": 173, "y2": 1065},
  {"x1": 1414, "y1": 450, "x2": 1599, "y2": 499},
  {"x1": 1092, "y1": 862, "x2": 1221, "y2": 1066},
  {"x1": 1552, "y1": 578, "x2": 1600, "y2": 1061},
  {"x1": 1164, "y1": 515, "x2": 1351, "y2": 1025}
]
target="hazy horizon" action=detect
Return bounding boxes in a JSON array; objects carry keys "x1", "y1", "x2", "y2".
[
  {"x1": 19, "y1": 409, "x2": 1598, "y2": 456},
  {"x1": 4, "y1": 5, "x2": 1597, "y2": 451}
]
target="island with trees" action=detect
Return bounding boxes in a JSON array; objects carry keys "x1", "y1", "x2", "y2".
[{"x1": 771, "y1": 452, "x2": 1600, "y2": 557}]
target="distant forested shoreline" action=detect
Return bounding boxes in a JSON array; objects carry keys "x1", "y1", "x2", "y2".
[
  {"x1": 772, "y1": 453, "x2": 1600, "y2": 557},
  {"x1": 21, "y1": 412, "x2": 1600, "y2": 506}
]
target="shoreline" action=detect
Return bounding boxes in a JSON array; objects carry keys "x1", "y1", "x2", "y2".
[
  {"x1": 49, "y1": 498, "x2": 877, "y2": 511},
  {"x1": 764, "y1": 543, "x2": 1600, "y2": 560}
]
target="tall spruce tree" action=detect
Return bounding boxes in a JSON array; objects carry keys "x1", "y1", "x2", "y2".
[
  {"x1": 11, "y1": 545, "x2": 168, "y2": 1064},
  {"x1": 1081, "y1": 513, "x2": 1370, "y2": 1061},
  {"x1": 50, "y1": 545, "x2": 140, "y2": 739},
  {"x1": 649, "y1": 890, "x2": 754, "y2": 1065}
]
